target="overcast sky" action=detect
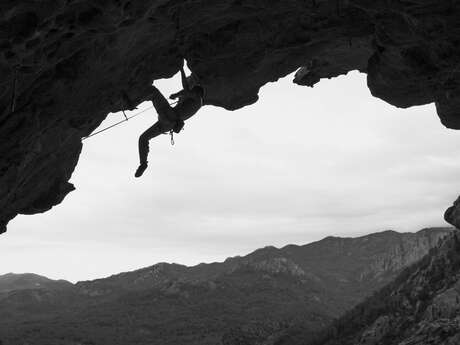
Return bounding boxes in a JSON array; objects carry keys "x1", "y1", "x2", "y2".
[{"x1": 1, "y1": 71, "x2": 460, "y2": 283}]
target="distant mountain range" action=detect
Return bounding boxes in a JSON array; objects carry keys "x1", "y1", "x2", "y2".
[
  {"x1": 0, "y1": 227, "x2": 453, "y2": 345},
  {"x1": 0, "y1": 273, "x2": 72, "y2": 293}
]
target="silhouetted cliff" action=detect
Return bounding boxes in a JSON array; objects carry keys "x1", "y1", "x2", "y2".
[{"x1": 1, "y1": 1, "x2": 460, "y2": 230}]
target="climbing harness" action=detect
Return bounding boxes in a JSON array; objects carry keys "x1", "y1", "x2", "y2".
[{"x1": 82, "y1": 99, "x2": 180, "y2": 141}]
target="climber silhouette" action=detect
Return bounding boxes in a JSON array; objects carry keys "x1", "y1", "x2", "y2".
[{"x1": 135, "y1": 63, "x2": 204, "y2": 178}]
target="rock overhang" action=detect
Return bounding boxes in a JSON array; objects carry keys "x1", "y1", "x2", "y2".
[{"x1": 1, "y1": 0, "x2": 459, "y2": 232}]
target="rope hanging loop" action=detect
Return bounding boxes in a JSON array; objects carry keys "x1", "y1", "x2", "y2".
[{"x1": 170, "y1": 130, "x2": 175, "y2": 146}]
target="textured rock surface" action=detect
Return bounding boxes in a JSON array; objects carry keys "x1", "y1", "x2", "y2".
[
  {"x1": 445, "y1": 196, "x2": 460, "y2": 229},
  {"x1": 290, "y1": 230, "x2": 460, "y2": 345},
  {"x1": 358, "y1": 315, "x2": 391, "y2": 345},
  {"x1": 1, "y1": 0, "x2": 460, "y2": 231}
]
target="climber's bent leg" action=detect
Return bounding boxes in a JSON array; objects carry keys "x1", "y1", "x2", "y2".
[{"x1": 151, "y1": 85, "x2": 175, "y2": 123}]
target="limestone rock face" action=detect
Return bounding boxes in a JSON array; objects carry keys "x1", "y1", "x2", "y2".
[
  {"x1": 1, "y1": 1, "x2": 460, "y2": 231},
  {"x1": 358, "y1": 315, "x2": 391, "y2": 345},
  {"x1": 300, "y1": 231, "x2": 460, "y2": 345},
  {"x1": 424, "y1": 281, "x2": 460, "y2": 321},
  {"x1": 445, "y1": 196, "x2": 460, "y2": 229},
  {"x1": 359, "y1": 228, "x2": 452, "y2": 281}
]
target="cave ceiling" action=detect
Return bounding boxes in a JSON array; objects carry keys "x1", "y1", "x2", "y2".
[{"x1": 1, "y1": 0, "x2": 459, "y2": 232}]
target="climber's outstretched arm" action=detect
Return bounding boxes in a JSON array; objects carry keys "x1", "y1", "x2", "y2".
[
  {"x1": 180, "y1": 67, "x2": 190, "y2": 92},
  {"x1": 170, "y1": 67, "x2": 190, "y2": 100}
]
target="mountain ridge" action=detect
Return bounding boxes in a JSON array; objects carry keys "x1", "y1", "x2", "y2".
[
  {"x1": 288, "y1": 230, "x2": 460, "y2": 345},
  {"x1": 0, "y1": 272, "x2": 72, "y2": 293},
  {"x1": 75, "y1": 227, "x2": 453, "y2": 282},
  {"x1": 0, "y1": 227, "x2": 453, "y2": 345}
]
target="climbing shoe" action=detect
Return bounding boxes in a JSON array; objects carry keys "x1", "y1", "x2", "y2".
[{"x1": 135, "y1": 162, "x2": 148, "y2": 178}]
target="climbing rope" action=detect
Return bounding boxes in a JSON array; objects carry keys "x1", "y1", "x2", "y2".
[
  {"x1": 10, "y1": 67, "x2": 18, "y2": 113},
  {"x1": 82, "y1": 106, "x2": 153, "y2": 141},
  {"x1": 82, "y1": 100, "x2": 179, "y2": 141}
]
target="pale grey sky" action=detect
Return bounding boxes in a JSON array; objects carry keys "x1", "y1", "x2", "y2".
[{"x1": 2, "y1": 71, "x2": 460, "y2": 283}]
